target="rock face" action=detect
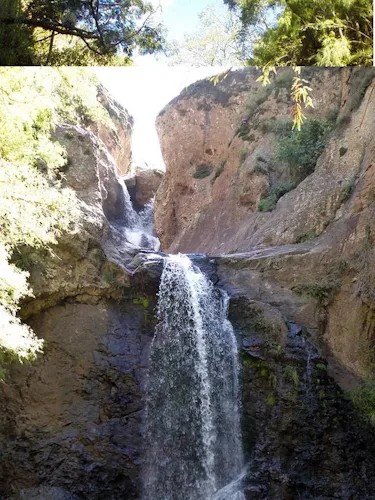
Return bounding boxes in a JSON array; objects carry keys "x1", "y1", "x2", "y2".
[
  {"x1": 0, "y1": 108, "x2": 160, "y2": 499},
  {"x1": 230, "y1": 297, "x2": 375, "y2": 499},
  {"x1": 88, "y1": 84, "x2": 134, "y2": 177},
  {"x1": 155, "y1": 67, "x2": 375, "y2": 383},
  {"x1": 124, "y1": 168, "x2": 164, "y2": 209}
]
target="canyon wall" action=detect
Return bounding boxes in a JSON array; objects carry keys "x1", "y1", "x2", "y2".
[{"x1": 155, "y1": 67, "x2": 375, "y2": 385}]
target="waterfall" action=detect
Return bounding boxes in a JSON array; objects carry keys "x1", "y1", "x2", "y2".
[
  {"x1": 142, "y1": 254, "x2": 245, "y2": 500},
  {"x1": 119, "y1": 181, "x2": 160, "y2": 251}
]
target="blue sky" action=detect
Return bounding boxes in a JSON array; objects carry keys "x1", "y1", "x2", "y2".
[{"x1": 160, "y1": 0, "x2": 222, "y2": 41}]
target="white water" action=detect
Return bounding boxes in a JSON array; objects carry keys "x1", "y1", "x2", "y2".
[
  {"x1": 120, "y1": 181, "x2": 160, "y2": 251},
  {"x1": 142, "y1": 254, "x2": 245, "y2": 500}
]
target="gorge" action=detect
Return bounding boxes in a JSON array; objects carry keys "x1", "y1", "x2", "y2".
[{"x1": 1, "y1": 66, "x2": 375, "y2": 500}]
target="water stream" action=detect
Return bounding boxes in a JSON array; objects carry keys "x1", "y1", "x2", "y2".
[
  {"x1": 119, "y1": 180, "x2": 160, "y2": 251},
  {"x1": 142, "y1": 254, "x2": 245, "y2": 500}
]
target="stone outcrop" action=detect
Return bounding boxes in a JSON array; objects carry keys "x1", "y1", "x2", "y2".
[
  {"x1": 155, "y1": 67, "x2": 375, "y2": 384},
  {"x1": 0, "y1": 108, "x2": 159, "y2": 500},
  {"x1": 124, "y1": 168, "x2": 164, "y2": 209},
  {"x1": 230, "y1": 296, "x2": 375, "y2": 499},
  {"x1": 88, "y1": 84, "x2": 133, "y2": 177}
]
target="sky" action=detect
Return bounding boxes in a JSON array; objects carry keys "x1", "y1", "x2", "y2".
[
  {"x1": 151, "y1": 0, "x2": 223, "y2": 41},
  {"x1": 93, "y1": 0, "x2": 232, "y2": 172},
  {"x1": 93, "y1": 65, "x2": 225, "y2": 171}
]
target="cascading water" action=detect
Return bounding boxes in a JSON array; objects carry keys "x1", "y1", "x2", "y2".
[
  {"x1": 142, "y1": 254, "x2": 245, "y2": 500},
  {"x1": 119, "y1": 180, "x2": 160, "y2": 251}
]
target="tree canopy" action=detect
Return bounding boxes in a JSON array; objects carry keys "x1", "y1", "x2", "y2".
[
  {"x1": 0, "y1": 68, "x2": 112, "y2": 376},
  {"x1": 0, "y1": 0, "x2": 165, "y2": 65},
  {"x1": 223, "y1": 0, "x2": 373, "y2": 66},
  {"x1": 166, "y1": 4, "x2": 253, "y2": 67}
]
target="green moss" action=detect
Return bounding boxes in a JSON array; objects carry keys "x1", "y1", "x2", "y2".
[
  {"x1": 294, "y1": 231, "x2": 317, "y2": 243},
  {"x1": 316, "y1": 363, "x2": 327, "y2": 371},
  {"x1": 102, "y1": 271, "x2": 115, "y2": 284},
  {"x1": 258, "y1": 181, "x2": 296, "y2": 212},
  {"x1": 193, "y1": 164, "x2": 212, "y2": 179},
  {"x1": 132, "y1": 296, "x2": 150, "y2": 309},
  {"x1": 284, "y1": 365, "x2": 299, "y2": 388},
  {"x1": 348, "y1": 380, "x2": 375, "y2": 425},
  {"x1": 267, "y1": 393, "x2": 276, "y2": 407}
]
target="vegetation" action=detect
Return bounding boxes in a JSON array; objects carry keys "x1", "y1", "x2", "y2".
[
  {"x1": 0, "y1": 0, "x2": 165, "y2": 65},
  {"x1": 193, "y1": 164, "x2": 212, "y2": 179},
  {"x1": 223, "y1": 0, "x2": 372, "y2": 66},
  {"x1": 0, "y1": 68, "x2": 112, "y2": 377},
  {"x1": 258, "y1": 181, "x2": 295, "y2": 212},
  {"x1": 339, "y1": 177, "x2": 356, "y2": 205},
  {"x1": 349, "y1": 381, "x2": 375, "y2": 425},
  {"x1": 276, "y1": 118, "x2": 334, "y2": 182},
  {"x1": 293, "y1": 274, "x2": 342, "y2": 306},
  {"x1": 211, "y1": 159, "x2": 227, "y2": 184},
  {"x1": 166, "y1": 3, "x2": 251, "y2": 67},
  {"x1": 295, "y1": 231, "x2": 317, "y2": 244},
  {"x1": 285, "y1": 365, "x2": 299, "y2": 388}
]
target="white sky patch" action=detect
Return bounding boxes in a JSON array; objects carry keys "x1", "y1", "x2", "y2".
[{"x1": 92, "y1": 65, "x2": 227, "y2": 171}]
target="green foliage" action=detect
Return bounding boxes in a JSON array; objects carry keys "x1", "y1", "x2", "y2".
[
  {"x1": 258, "y1": 182, "x2": 295, "y2": 212},
  {"x1": 295, "y1": 231, "x2": 317, "y2": 243},
  {"x1": 0, "y1": 68, "x2": 113, "y2": 374},
  {"x1": 166, "y1": 3, "x2": 251, "y2": 67},
  {"x1": 339, "y1": 177, "x2": 356, "y2": 204},
  {"x1": 293, "y1": 275, "x2": 341, "y2": 306},
  {"x1": 258, "y1": 118, "x2": 294, "y2": 136},
  {"x1": 239, "y1": 148, "x2": 248, "y2": 163},
  {"x1": 348, "y1": 381, "x2": 375, "y2": 425},
  {"x1": 224, "y1": 0, "x2": 372, "y2": 66},
  {"x1": 276, "y1": 118, "x2": 334, "y2": 181},
  {"x1": 133, "y1": 296, "x2": 150, "y2": 309},
  {"x1": 193, "y1": 164, "x2": 212, "y2": 179},
  {"x1": 0, "y1": 0, "x2": 165, "y2": 65},
  {"x1": 285, "y1": 365, "x2": 299, "y2": 388},
  {"x1": 211, "y1": 159, "x2": 227, "y2": 184}
]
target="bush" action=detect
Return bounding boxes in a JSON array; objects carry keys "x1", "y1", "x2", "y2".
[
  {"x1": 211, "y1": 159, "x2": 226, "y2": 184},
  {"x1": 193, "y1": 164, "x2": 212, "y2": 179},
  {"x1": 277, "y1": 118, "x2": 334, "y2": 181},
  {"x1": 258, "y1": 182, "x2": 295, "y2": 212},
  {"x1": 349, "y1": 381, "x2": 375, "y2": 425}
]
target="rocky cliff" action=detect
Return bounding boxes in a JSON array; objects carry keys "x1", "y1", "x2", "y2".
[
  {"x1": 2, "y1": 71, "x2": 375, "y2": 500},
  {"x1": 0, "y1": 92, "x2": 160, "y2": 500},
  {"x1": 155, "y1": 67, "x2": 375, "y2": 385}
]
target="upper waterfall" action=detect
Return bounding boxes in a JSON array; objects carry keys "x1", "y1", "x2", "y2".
[{"x1": 142, "y1": 254, "x2": 244, "y2": 500}]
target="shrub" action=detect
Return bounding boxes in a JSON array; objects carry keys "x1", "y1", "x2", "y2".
[
  {"x1": 348, "y1": 381, "x2": 375, "y2": 425},
  {"x1": 211, "y1": 159, "x2": 227, "y2": 184},
  {"x1": 277, "y1": 118, "x2": 334, "y2": 181},
  {"x1": 258, "y1": 182, "x2": 295, "y2": 212},
  {"x1": 193, "y1": 164, "x2": 212, "y2": 179},
  {"x1": 339, "y1": 177, "x2": 356, "y2": 204},
  {"x1": 258, "y1": 118, "x2": 294, "y2": 136},
  {"x1": 285, "y1": 365, "x2": 299, "y2": 388},
  {"x1": 295, "y1": 231, "x2": 317, "y2": 243},
  {"x1": 239, "y1": 148, "x2": 248, "y2": 163}
]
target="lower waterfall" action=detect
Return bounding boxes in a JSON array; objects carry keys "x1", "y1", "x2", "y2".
[{"x1": 142, "y1": 254, "x2": 245, "y2": 500}]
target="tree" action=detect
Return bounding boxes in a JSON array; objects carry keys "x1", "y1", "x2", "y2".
[
  {"x1": 166, "y1": 3, "x2": 254, "y2": 67},
  {"x1": 0, "y1": 0, "x2": 166, "y2": 65},
  {"x1": 223, "y1": 0, "x2": 373, "y2": 66},
  {"x1": 0, "y1": 68, "x2": 113, "y2": 377}
]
